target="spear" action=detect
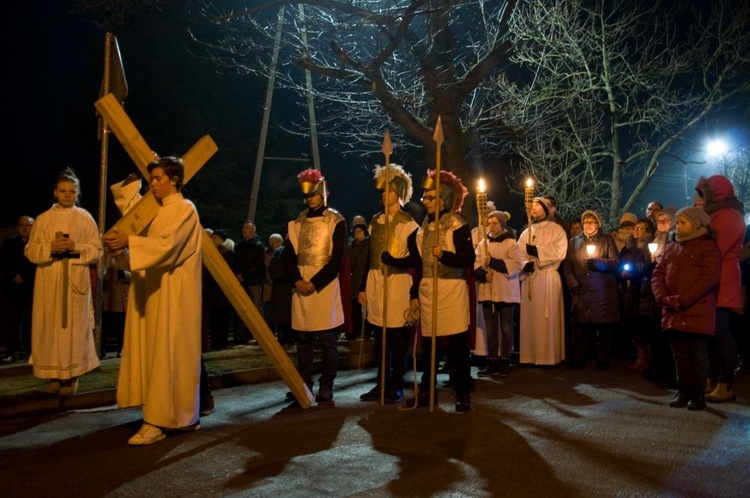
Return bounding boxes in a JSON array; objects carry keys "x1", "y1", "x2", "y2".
[
  {"x1": 429, "y1": 116, "x2": 444, "y2": 412},
  {"x1": 380, "y1": 131, "x2": 392, "y2": 405}
]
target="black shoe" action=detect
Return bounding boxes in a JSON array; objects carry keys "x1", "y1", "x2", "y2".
[
  {"x1": 477, "y1": 360, "x2": 500, "y2": 377},
  {"x1": 200, "y1": 405, "x2": 215, "y2": 417},
  {"x1": 455, "y1": 392, "x2": 471, "y2": 412},
  {"x1": 404, "y1": 390, "x2": 435, "y2": 409},
  {"x1": 497, "y1": 359, "x2": 511, "y2": 378},
  {"x1": 687, "y1": 393, "x2": 706, "y2": 411},
  {"x1": 359, "y1": 385, "x2": 381, "y2": 402},
  {"x1": 316, "y1": 387, "x2": 333, "y2": 403},
  {"x1": 669, "y1": 391, "x2": 690, "y2": 408},
  {"x1": 384, "y1": 389, "x2": 404, "y2": 404}
]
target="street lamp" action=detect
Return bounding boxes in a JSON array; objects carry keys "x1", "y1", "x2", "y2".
[{"x1": 707, "y1": 137, "x2": 729, "y2": 175}]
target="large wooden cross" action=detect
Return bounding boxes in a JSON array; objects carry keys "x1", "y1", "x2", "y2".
[{"x1": 95, "y1": 93, "x2": 313, "y2": 408}]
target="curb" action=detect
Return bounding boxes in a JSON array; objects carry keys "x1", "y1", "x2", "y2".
[{"x1": 0, "y1": 342, "x2": 376, "y2": 419}]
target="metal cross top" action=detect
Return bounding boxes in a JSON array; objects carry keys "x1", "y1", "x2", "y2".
[{"x1": 95, "y1": 93, "x2": 313, "y2": 408}]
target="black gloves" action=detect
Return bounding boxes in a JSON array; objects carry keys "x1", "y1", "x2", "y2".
[
  {"x1": 381, "y1": 251, "x2": 397, "y2": 266},
  {"x1": 474, "y1": 267, "x2": 489, "y2": 282},
  {"x1": 523, "y1": 261, "x2": 535, "y2": 273},
  {"x1": 526, "y1": 244, "x2": 538, "y2": 257},
  {"x1": 489, "y1": 258, "x2": 508, "y2": 274}
]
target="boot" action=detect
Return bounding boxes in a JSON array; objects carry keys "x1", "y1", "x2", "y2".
[
  {"x1": 628, "y1": 344, "x2": 647, "y2": 371},
  {"x1": 687, "y1": 385, "x2": 706, "y2": 411},
  {"x1": 704, "y1": 378, "x2": 718, "y2": 394},
  {"x1": 706, "y1": 382, "x2": 735, "y2": 403},
  {"x1": 455, "y1": 392, "x2": 471, "y2": 412},
  {"x1": 477, "y1": 358, "x2": 500, "y2": 377},
  {"x1": 669, "y1": 385, "x2": 690, "y2": 408},
  {"x1": 497, "y1": 358, "x2": 511, "y2": 378}
]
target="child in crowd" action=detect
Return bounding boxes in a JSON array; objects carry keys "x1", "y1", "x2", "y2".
[{"x1": 651, "y1": 207, "x2": 721, "y2": 411}]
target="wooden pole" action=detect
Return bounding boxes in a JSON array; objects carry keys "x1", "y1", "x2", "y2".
[
  {"x1": 430, "y1": 116, "x2": 444, "y2": 412},
  {"x1": 380, "y1": 131, "x2": 392, "y2": 405},
  {"x1": 524, "y1": 178, "x2": 534, "y2": 300}
]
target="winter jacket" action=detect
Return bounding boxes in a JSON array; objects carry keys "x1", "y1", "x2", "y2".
[
  {"x1": 651, "y1": 235, "x2": 721, "y2": 335},
  {"x1": 563, "y1": 231, "x2": 620, "y2": 323},
  {"x1": 695, "y1": 175, "x2": 745, "y2": 308}
]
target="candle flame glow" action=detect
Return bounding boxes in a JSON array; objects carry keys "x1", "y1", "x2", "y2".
[
  {"x1": 525, "y1": 178, "x2": 534, "y2": 189},
  {"x1": 478, "y1": 178, "x2": 486, "y2": 193},
  {"x1": 586, "y1": 244, "x2": 596, "y2": 256}
]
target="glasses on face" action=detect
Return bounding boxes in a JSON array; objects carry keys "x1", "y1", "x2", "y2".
[
  {"x1": 633, "y1": 227, "x2": 645, "y2": 232},
  {"x1": 421, "y1": 195, "x2": 436, "y2": 202},
  {"x1": 656, "y1": 219, "x2": 671, "y2": 225}
]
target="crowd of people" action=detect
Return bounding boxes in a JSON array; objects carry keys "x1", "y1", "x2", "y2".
[{"x1": 0, "y1": 162, "x2": 747, "y2": 445}]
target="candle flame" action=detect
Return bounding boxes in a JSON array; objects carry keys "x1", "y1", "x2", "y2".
[
  {"x1": 525, "y1": 177, "x2": 534, "y2": 189},
  {"x1": 478, "y1": 178, "x2": 486, "y2": 193},
  {"x1": 586, "y1": 244, "x2": 596, "y2": 256},
  {"x1": 648, "y1": 242, "x2": 658, "y2": 254}
]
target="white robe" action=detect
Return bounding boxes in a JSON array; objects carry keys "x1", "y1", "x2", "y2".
[
  {"x1": 518, "y1": 220, "x2": 568, "y2": 365},
  {"x1": 364, "y1": 212, "x2": 418, "y2": 328},
  {"x1": 116, "y1": 193, "x2": 203, "y2": 429},
  {"x1": 25, "y1": 205, "x2": 103, "y2": 379},
  {"x1": 416, "y1": 215, "x2": 470, "y2": 337}
]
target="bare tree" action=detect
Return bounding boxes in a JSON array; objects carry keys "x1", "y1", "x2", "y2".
[
  {"x1": 188, "y1": 0, "x2": 519, "y2": 215},
  {"x1": 494, "y1": 0, "x2": 749, "y2": 225}
]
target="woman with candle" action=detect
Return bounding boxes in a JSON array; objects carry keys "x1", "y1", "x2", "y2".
[
  {"x1": 619, "y1": 218, "x2": 657, "y2": 371},
  {"x1": 562, "y1": 210, "x2": 620, "y2": 370}
]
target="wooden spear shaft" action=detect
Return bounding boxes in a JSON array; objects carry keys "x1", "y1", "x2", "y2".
[
  {"x1": 430, "y1": 116, "x2": 444, "y2": 412},
  {"x1": 380, "y1": 131, "x2": 392, "y2": 406}
]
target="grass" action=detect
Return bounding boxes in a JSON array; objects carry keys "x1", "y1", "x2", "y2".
[{"x1": 0, "y1": 342, "x2": 361, "y2": 398}]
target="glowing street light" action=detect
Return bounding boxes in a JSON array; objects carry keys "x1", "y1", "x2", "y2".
[{"x1": 707, "y1": 138, "x2": 728, "y2": 157}]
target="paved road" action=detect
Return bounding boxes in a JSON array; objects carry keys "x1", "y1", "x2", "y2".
[{"x1": 1, "y1": 362, "x2": 748, "y2": 497}]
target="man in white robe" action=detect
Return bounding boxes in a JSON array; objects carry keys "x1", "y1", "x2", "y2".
[
  {"x1": 409, "y1": 169, "x2": 475, "y2": 412},
  {"x1": 518, "y1": 197, "x2": 568, "y2": 366},
  {"x1": 104, "y1": 157, "x2": 203, "y2": 446}
]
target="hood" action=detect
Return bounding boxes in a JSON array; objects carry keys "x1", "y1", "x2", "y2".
[{"x1": 696, "y1": 175, "x2": 734, "y2": 204}]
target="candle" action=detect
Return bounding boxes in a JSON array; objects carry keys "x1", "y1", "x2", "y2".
[
  {"x1": 648, "y1": 242, "x2": 658, "y2": 255},
  {"x1": 586, "y1": 244, "x2": 596, "y2": 257}
]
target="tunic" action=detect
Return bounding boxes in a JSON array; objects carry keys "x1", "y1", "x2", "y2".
[
  {"x1": 416, "y1": 212, "x2": 474, "y2": 336},
  {"x1": 116, "y1": 193, "x2": 203, "y2": 429},
  {"x1": 518, "y1": 219, "x2": 568, "y2": 365},
  {"x1": 25, "y1": 205, "x2": 102, "y2": 379},
  {"x1": 364, "y1": 210, "x2": 419, "y2": 327},
  {"x1": 286, "y1": 207, "x2": 345, "y2": 331}
]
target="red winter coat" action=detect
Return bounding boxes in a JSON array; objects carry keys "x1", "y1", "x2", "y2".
[
  {"x1": 695, "y1": 175, "x2": 745, "y2": 309},
  {"x1": 651, "y1": 235, "x2": 721, "y2": 335}
]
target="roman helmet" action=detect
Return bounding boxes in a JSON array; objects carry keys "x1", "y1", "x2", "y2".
[
  {"x1": 374, "y1": 163, "x2": 413, "y2": 205},
  {"x1": 297, "y1": 168, "x2": 328, "y2": 205},
  {"x1": 421, "y1": 169, "x2": 468, "y2": 212}
]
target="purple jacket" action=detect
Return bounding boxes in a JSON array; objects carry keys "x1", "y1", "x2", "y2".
[{"x1": 651, "y1": 235, "x2": 721, "y2": 335}]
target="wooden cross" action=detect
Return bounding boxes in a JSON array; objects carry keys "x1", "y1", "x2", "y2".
[{"x1": 95, "y1": 93, "x2": 313, "y2": 408}]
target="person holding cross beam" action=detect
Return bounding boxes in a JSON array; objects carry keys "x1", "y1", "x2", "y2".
[
  {"x1": 406, "y1": 169, "x2": 475, "y2": 412},
  {"x1": 24, "y1": 167, "x2": 103, "y2": 396},
  {"x1": 103, "y1": 156, "x2": 204, "y2": 445},
  {"x1": 358, "y1": 163, "x2": 420, "y2": 404}
]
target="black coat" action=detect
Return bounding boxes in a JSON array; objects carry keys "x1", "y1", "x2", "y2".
[{"x1": 563, "y1": 232, "x2": 621, "y2": 324}]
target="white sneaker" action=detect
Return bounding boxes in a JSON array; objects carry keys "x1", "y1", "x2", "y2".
[{"x1": 128, "y1": 423, "x2": 166, "y2": 446}]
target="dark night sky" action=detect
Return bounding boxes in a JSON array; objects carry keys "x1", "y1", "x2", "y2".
[
  {"x1": 4, "y1": 2, "x2": 746, "y2": 236},
  {"x1": 3, "y1": 1, "x2": 383, "y2": 237}
]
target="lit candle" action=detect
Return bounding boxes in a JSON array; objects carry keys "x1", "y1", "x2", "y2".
[
  {"x1": 586, "y1": 244, "x2": 596, "y2": 257},
  {"x1": 648, "y1": 242, "x2": 658, "y2": 255}
]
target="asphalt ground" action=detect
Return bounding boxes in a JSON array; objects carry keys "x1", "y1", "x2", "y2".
[{"x1": 0, "y1": 346, "x2": 748, "y2": 497}]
